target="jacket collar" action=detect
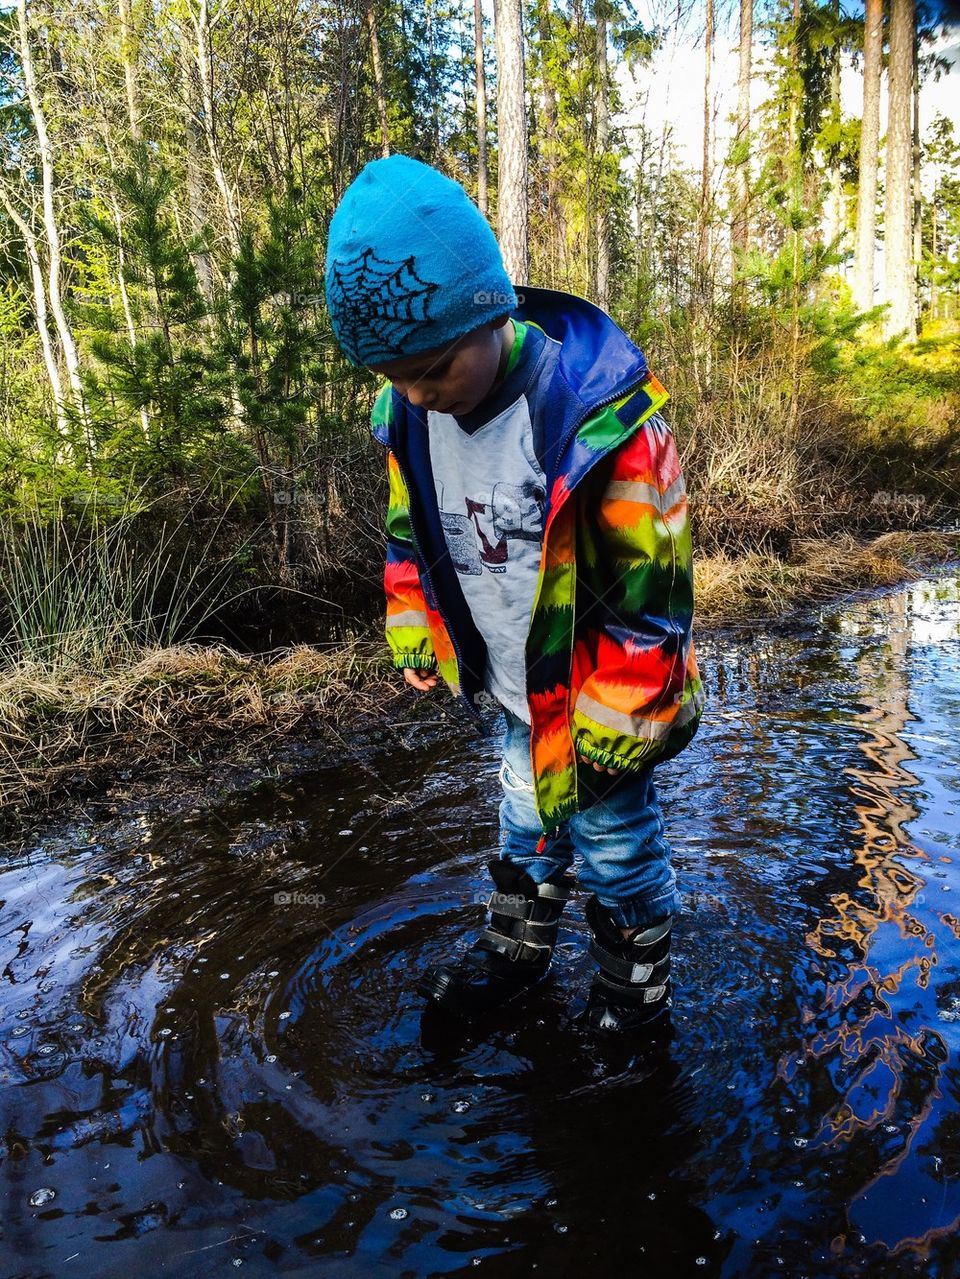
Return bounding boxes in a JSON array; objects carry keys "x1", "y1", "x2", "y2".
[{"x1": 512, "y1": 285, "x2": 649, "y2": 409}]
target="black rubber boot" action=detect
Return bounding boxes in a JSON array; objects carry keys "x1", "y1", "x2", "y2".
[
  {"x1": 582, "y1": 895, "x2": 674, "y2": 1033},
  {"x1": 418, "y1": 858, "x2": 575, "y2": 1018}
]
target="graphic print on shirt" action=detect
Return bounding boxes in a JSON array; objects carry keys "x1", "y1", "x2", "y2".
[{"x1": 440, "y1": 481, "x2": 545, "y2": 577}]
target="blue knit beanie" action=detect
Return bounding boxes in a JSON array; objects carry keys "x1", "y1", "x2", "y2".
[{"x1": 324, "y1": 155, "x2": 517, "y2": 367}]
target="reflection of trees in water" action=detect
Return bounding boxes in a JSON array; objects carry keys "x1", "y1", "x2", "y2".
[{"x1": 786, "y1": 591, "x2": 956, "y2": 1254}]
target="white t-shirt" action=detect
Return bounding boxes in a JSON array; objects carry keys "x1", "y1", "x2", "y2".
[{"x1": 427, "y1": 322, "x2": 557, "y2": 723}]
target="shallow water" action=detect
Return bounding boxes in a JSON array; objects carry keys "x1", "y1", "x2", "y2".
[{"x1": 2, "y1": 574, "x2": 960, "y2": 1277}]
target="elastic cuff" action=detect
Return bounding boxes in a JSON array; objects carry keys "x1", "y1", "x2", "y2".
[
  {"x1": 574, "y1": 735, "x2": 646, "y2": 772},
  {"x1": 392, "y1": 654, "x2": 437, "y2": 671}
]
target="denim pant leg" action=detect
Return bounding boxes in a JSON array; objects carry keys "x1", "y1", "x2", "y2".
[
  {"x1": 498, "y1": 709, "x2": 574, "y2": 883},
  {"x1": 569, "y1": 768, "x2": 680, "y2": 931}
]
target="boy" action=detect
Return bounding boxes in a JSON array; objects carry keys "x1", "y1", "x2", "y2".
[{"x1": 324, "y1": 154, "x2": 704, "y2": 1033}]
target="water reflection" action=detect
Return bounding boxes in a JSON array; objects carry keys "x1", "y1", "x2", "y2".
[{"x1": 0, "y1": 572, "x2": 958, "y2": 1274}]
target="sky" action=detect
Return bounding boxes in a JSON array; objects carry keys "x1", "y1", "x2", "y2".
[{"x1": 615, "y1": 22, "x2": 960, "y2": 188}]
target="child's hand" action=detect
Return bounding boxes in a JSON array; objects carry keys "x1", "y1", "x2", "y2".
[
  {"x1": 403, "y1": 667, "x2": 438, "y2": 691},
  {"x1": 578, "y1": 751, "x2": 621, "y2": 775}
]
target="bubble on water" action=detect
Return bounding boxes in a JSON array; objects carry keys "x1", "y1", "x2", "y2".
[
  {"x1": 198, "y1": 957, "x2": 209, "y2": 964},
  {"x1": 647, "y1": 1192, "x2": 656, "y2": 1200},
  {"x1": 696, "y1": 1259, "x2": 708, "y2": 1267},
  {"x1": 389, "y1": 1207, "x2": 408, "y2": 1220},
  {"x1": 232, "y1": 1260, "x2": 243, "y2": 1268},
  {"x1": 220, "y1": 973, "x2": 231, "y2": 980},
  {"x1": 339, "y1": 829, "x2": 353, "y2": 836},
  {"x1": 278, "y1": 1011, "x2": 291, "y2": 1020},
  {"x1": 16, "y1": 1011, "x2": 30, "y2": 1020},
  {"x1": 266, "y1": 1054, "x2": 277, "y2": 1063},
  {"x1": 453, "y1": 1100, "x2": 470, "y2": 1113},
  {"x1": 421, "y1": 1092, "x2": 434, "y2": 1102},
  {"x1": 11, "y1": 1026, "x2": 29, "y2": 1037},
  {"x1": 793, "y1": 1138, "x2": 808, "y2": 1148},
  {"x1": 268, "y1": 971, "x2": 280, "y2": 978},
  {"x1": 29, "y1": 1187, "x2": 55, "y2": 1207},
  {"x1": 554, "y1": 1223, "x2": 568, "y2": 1234},
  {"x1": 884, "y1": 1124, "x2": 898, "y2": 1132},
  {"x1": 37, "y1": 1043, "x2": 60, "y2": 1056}
]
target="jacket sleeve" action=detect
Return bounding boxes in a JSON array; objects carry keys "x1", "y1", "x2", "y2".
[
  {"x1": 376, "y1": 381, "x2": 437, "y2": 671},
  {"x1": 571, "y1": 411, "x2": 703, "y2": 771}
]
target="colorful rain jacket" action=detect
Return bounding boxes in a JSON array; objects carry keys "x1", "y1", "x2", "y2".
[{"x1": 371, "y1": 284, "x2": 704, "y2": 831}]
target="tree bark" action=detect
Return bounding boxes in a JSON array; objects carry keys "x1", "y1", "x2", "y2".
[
  {"x1": 852, "y1": 0, "x2": 882, "y2": 311},
  {"x1": 595, "y1": 8, "x2": 610, "y2": 311},
  {"x1": 16, "y1": 0, "x2": 90, "y2": 446},
  {"x1": 883, "y1": 0, "x2": 917, "y2": 339},
  {"x1": 493, "y1": 0, "x2": 529, "y2": 283},
  {"x1": 732, "y1": 0, "x2": 752, "y2": 264},
  {"x1": 534, "y1": 0, "x2": 561, "y2": 283},
  {"x1": 0, "y1": 183, "x2": 68, "y2": 443},
  {"x1": 117, "y1": 0, "x2": 141, "y2": 140},
  {"x1": 366, "y1": 3, "x2": 390, "y2": 158},
  {"x1": 474, "y1": 0, "x2": 488, "y2": 215},
  {"x1": 699, "y1": 0, "x2": 714, "y2": 276}
]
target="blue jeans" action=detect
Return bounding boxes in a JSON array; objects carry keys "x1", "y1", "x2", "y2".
[{"x1": 498, "y1": 709, "x2": 680, "y2": 931}]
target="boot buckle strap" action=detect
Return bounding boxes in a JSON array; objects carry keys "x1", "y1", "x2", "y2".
[
  {"x1": 594, "y1": 971, "x2": 670, "y2": 1004},
  {"x1": 588, "y1": 939, "x2": 670, "y2": 985},
  {"x1": 476, "y1": 928, "x2": 551, "y2": 963}
]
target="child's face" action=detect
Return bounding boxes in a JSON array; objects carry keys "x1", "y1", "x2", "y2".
[{"x1": 368, "y1": 317, "x2": 510, "y2": 417}]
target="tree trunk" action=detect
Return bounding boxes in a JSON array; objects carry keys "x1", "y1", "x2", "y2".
[
  {"x1": 883, "y1": 0, "x2": 917, "y2": 339},
  {"x1": 117, "y1": 0, "x2": 141, "y2": 140},
  {"x1": 493, "y1": 0, "x2": 529, "y2": 283},
  {"x1": 825, "y1": 0, "x2": 844, "y2": 251},
  {"x1": 595, "y1": 9, "x2": 610, "y2": 311},
  {"x1": 474, "y1": 0, "x2": 488, "y2": 215},
  {"x1": 190, "y1": 0, "x2": 241, "y2": 258},
  {"x1": 912, "y1": 36, "x2": 922, "y2": 289},
  {"x1": 699, "y1": 0, "x2": 714, "y2": 276},
  {"x1": 0, "y1": 184, "x2": 68, "y2": 444},
  {"x1": 534, "y1": 0, "x2": 561, "y2": 285},
  {"x1": 852, "y1": 0, "x2": 882, "y2": 311},
  {"x1": 732, "y1": 0, "x2": 752, "y2": 265},
  {"x1": 366, "y1": 3, "x2": 390, "y2": 159},
  {"x1": 16, "y1": 0, "x2": 90, "y2": 448}
]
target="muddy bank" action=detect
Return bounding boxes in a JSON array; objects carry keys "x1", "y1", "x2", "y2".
[{"x1": 2, "y1": 528, "x2": 959, "y2": 843}]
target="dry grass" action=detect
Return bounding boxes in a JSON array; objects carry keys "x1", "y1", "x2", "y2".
[
  {"x1": 0, "y1": 640, "x2": 400, "y2": 822},
  {"x1": 3, "y1": 529, "x2": 958, "y2": 828},
  {"x1": 695, "y1": 530, "x2": 960, "y2": 625}
]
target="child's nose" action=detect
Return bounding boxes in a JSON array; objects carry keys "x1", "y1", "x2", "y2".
[{"x1": 403, "y1": 383, "x2": 437, "y2": 409}]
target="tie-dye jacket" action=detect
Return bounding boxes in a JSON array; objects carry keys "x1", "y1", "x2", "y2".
[{"x1": 371, "y1": 284, "x2": 704, "y2": 832}]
